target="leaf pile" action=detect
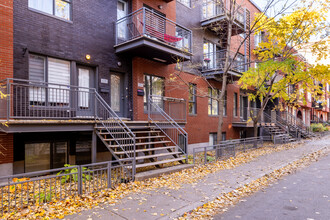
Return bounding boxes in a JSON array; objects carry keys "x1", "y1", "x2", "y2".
[
  {"x1": 1, "y1": 142, "x2": 303, "y2": 219},
  {"x1": 180, "y1": 148, "x2": 329, "y2": 220}
]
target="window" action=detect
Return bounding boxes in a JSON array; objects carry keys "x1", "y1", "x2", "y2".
[
  {"x1": 203, "y1": 40, "x2": 220, "y2": 69},
  {"x1": 209, "y1": 133, "x2": 217, "y2": 145},
  {"x1": 144, "y1": 75, "x2": 165, "y2": 111},
  {"x1": 254, "y1": 31, "x2": 265, "y2": 47},
  {"x1": 223, "y1": 91, "x2": 227, "y2": 116},
  {"x1": 208, "y1": 88, "x2": 219, "y2": 115},
  {"x1": 233, "y1": 93, "x2": 238, "y2": 117},
  {"x1": 189, "y1": 83, "x2": 197, "y2": 115},
  {"x1": 202, "y1": 0, "x2": 224, "y2": 19},
  {"x1": 178, "y1": 0, "x2": 191, "y2": 7},
  {"x1": 222, "y1": 132, "x2": 226, "y2": 141},
  {"x1": 29, "y1": 0, "x2": 72, "y2": 21},
  {"x1": 29, "y1": 55, "x2": 71, "y2": 106},
  {"x1": 328, "y1": 98, "x2": 330, "y2": 108}
]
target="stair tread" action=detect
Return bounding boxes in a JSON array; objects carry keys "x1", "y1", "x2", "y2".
[
  {"x1": 104, "y1": 136, "x2": 166, "y2": 141},
  {"x1": 136, "y1": 152, "x2": 181, "y2": 160},
  {"x1": 135, "y1": 157, "x2": 186, "y2": 168},
  {"x1": 98, "y1": 130, "x2": 161, "y2": 135},
  {"x1": 95, "y1": 126, "x2": 156, "y2": 130},
  {"x1": 109, "y1": 140, "x2": 171, "y2": 148},
  {"x1": 114, "y1": 146, "x2": 176, "y2": 155}
]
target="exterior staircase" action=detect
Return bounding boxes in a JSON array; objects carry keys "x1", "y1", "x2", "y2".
[{"x1": 95, "y1": 122, "x2": 186, "y2": 169}]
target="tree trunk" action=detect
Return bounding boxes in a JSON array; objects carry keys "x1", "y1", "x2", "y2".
[{"x1": 216, "y1": 1, "x2": 234, "y2": 144}]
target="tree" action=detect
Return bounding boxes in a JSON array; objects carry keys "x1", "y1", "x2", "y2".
[
  {"x1": 171, "y1": 0, "x2": 305, "y2": 143},
  {"x1": 239, "y1": 0, "x2": 330, "y2": 136}
]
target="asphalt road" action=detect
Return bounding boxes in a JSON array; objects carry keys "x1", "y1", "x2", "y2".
[{"x1": 214, "y1": 153, "x2": 330, "y2": 220}]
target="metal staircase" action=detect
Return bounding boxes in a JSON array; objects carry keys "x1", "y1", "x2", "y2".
[{"x1": 94, "y1": 94, "x2": 187, "y2": 172}]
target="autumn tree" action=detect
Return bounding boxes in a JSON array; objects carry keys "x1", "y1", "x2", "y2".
[
  {"x1": 239, "y1": 0, "x2": 330, "y2": 136},
  {"x1": 172, "y1": 0, "x2": 304, "y2": 143}
]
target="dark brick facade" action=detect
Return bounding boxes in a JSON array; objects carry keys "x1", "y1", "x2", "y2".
[{"x1": 13, "y1": 0, "x2": 133, "y2": 117}]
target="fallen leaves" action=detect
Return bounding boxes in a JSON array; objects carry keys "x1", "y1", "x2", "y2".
[
  {"x1": 0, "y1": 141, "x2": 306, "y2": 219},
  {"x1": 179, "y1": 148, "x2": 329, "y2": 220}
]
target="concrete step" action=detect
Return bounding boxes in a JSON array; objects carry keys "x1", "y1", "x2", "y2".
[
  {"x1": 114, "y1": 146, "x2": 176, "y2": 155},
  {"x1": 109, "y1": 140, "x2": 171, "y2": 148},
  {"x1": 135, "y1": 152, "x2": 181, "y2": 160},
  {"x1": 135, "y1": 157, "x2": 186, "y2": 168},
  {"x1": 97, "y1": 130, "x2": 161, "y2": 135},
  {"x1": 104, "y1": 135, "x2": 166, "y2": 141},
  {"x1": 135, "y1": 164, "x2": 194, "y2": 181}
]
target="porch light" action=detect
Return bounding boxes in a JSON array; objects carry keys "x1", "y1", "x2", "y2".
[{"x1": 85, "y1": 54, "x2": 91, "y2": 60}]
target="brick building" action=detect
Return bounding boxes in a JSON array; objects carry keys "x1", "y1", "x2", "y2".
[{"x1": 0, "y1": 0, "x2": 326, "y2": 176}]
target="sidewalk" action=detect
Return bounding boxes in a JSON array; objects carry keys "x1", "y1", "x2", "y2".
[{"x1": 66, "y1": 136, "x2": 330, "y2": 220}]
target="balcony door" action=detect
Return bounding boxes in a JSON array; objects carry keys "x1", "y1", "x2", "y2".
[
  {"x1": 117, "y1": 0, "x2": 128, "y2": 41},
  {"x1": 77, "y1": 67, "x2": 95, "y2": 118},
  {"x1": 110, "y1": 72, "x2": 125, "y2": 117}
]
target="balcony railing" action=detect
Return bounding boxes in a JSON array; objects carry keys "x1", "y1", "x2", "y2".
[
  {"x1": 202, "y1": 0, "x2": 245, "y2": 25},
  {"x1": 0, "y1": 78, "x2": 97, "y2": 120},
  {"x1": 115, "y1": 7, "x2": 192, "y2": 53},
  {"x1": 202, "y1": 50, "x2": 246, "y2": 73}
]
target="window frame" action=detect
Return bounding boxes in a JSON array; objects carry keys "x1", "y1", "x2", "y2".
[
  {"x1": 28, "y1": 0, "x2": 72, "y2": 21},
  {"x1": 208, "y1": 88, "x2": 219, "y2": 116},
  {"x1": 177, "y1": 0, "x2": 191, "y2": 8},
  {"x1": 233, "y1": 92, "x2": 238, "y2": 117},
  {"x1": 188, "y1": 83, "x2": 197, "y2": 115}
]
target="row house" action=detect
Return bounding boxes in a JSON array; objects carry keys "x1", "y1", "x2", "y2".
[{"x1": 0, "y1": 0, "x2": 318, "y2": 177}]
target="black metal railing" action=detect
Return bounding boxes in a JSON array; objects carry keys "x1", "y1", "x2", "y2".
[
  {"x1": 0, "y1": 159, "x2": 134, "y2": 216},
  {"x1": 202, "y1": 0, "x2": 245, "y2": 24},
  {"x1": 148, "y1": 95, "x2": 188, "y2": 157},
  {"x1": 202, "y1": 50, "x2": 246, "y2": 73},
  {"x1": 116, "y1": 7, "x2": 192, "y2": 53}
]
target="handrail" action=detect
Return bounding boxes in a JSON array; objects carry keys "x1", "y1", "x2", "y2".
[
  {"x1": 95, "y1": 93, "x2": 135, "y2": 160},
  {"x1": 147, "y1": 95, "x2": 188, "y2": 156}
]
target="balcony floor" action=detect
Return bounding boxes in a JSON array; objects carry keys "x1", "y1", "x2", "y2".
[{"x1": 115, "y1": 36, "x2": 191, "y2": 64}]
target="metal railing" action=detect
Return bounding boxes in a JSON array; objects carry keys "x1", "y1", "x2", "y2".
[
  {"x1": 116, "y1": 7, "x2": 192, "y2": 53},
  {"x1": 277, "y1": 111, "x2": 313, "y2": 137},
  {"x1": 0, "y1": 78, "x2": 96, "y2": 120},
  {"x1": 95, "y1": 93, "x2": 136, "y2": 162},
  {"x1": 0, "y1": 159, "x2": 133, "y2": 216},
  {"x1": 202, "y1": 0, "x2": 245, "y2": 24},
  {"x1": 147, "y1": 95, "x2": 188, "y2": 157},
  {"x1": 203, "y1": 50, "x2": 246, "y2": 73},
  {"x1": 193, "y1": 136, "x2": 287, "y2": 165}
]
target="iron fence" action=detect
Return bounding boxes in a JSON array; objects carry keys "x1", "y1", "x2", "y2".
[
  {"x1": 116, "y1": 7, "x2": 192, "y2": 53},
  {"x1": 0, "y1": 159, "x2": 134, "y2": 216},
  {"x1": 193, "y1": 136, "x2": 288, "y2": 165},
  {"x1": 148, "y1": 95, "x2": 188, "y2": 157}
]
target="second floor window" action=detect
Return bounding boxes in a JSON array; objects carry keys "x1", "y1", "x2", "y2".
[
  {"x1": 233, "y1": 93, "x2": 238, "y2": 117},
  {"x1": 255, "y1": 31, "x2": 265, "y2": 47},
  {"x1": 189, "y1": 83, "x2": 197, "y2": 115},
  {"x1": 178, "y1": 0, "x2": 191, "y2": 8},
  {"x1": 29, "y1": 0, "x2": 72, "y2": 21}
]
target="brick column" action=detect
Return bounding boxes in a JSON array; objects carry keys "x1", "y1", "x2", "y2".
[{"x1": 0, "y1": 0, "x2": 14, "y2": 176}]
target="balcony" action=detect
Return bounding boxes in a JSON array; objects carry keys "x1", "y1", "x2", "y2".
[
  {"x1": 202, "y1": 50, "x2": 246, "y2": 81},
  {"x1": 115, "y1": 7, "x2": 192, "y2": 64},
  {"x1": 201, "y1": 0, "x2": 245, "y2": 36},
  {"x1": 312, "y1": 100, "x2": 323, "y2": 110}
]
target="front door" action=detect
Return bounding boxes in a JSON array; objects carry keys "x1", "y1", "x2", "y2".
[
  {"x1": 117, "y1": 0, "x2": 128, "y2": 41},
  {"x1": 110, "y1": 72, "x2": 125, "y2": 117},
  {"x1": 77, "y1": 67, "x2": 95, "y2": 118}
]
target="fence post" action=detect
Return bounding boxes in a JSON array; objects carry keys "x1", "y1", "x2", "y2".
[
  {"x1": 243, "y1": 139, "x2": 246, "y2": 152},
  {"x1": 233, "y1": 144, "x2": 236, "y2": 157},
  {"x1": 132, "y1": 158, "x2": 136, "y2": 181},
  {"x1": 107, "y1": 162, "x2": 112, "y2": 189},
  {"x1": 77, "y1": 166, "x2": 82, "y2": 195},
  {"x1": 204, "y1": 147, "x2": 207, "y2": 164}
]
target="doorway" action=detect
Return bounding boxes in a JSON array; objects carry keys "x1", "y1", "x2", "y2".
[
  {"x1": 110, "y1": 72, "x2": 125, "y2": 117},
  {"x1": 77, "y1": 66, "x2": 95, "y2": 118}
]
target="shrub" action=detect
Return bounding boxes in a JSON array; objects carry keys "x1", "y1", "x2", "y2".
[{"x1": 311, "y1": 123, "x2": 328, "y2": 132}]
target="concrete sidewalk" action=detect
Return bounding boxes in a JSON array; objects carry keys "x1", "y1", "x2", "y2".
[{"x1": 66, "y1": 136, "x2": 330, "y2": 220}]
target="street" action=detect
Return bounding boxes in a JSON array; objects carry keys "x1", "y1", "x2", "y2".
[{"x1": 215, "y1": 153, "x2": 330, "y2": 220}]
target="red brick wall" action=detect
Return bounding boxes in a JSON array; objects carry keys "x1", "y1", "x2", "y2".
[
  {"x1": 0, "y1": 0, "x2": 13, "y2": 165},
  {"x1": 132, "y1": 0, "x2": 176, "y2": 21},
  {"x1": 0, "y1": 134, "x2": 13, "y2": 164},
  {"x1": 0, "y1": 0, "x2": 13, "y2": 80},
  {"x1": 132, "y1": 56, "x2": 242, "y2": 144}
]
